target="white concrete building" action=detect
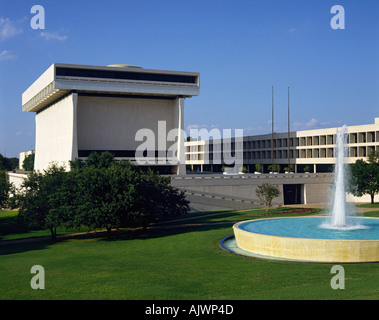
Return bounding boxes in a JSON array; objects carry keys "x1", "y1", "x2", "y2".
[
  {"x1": 22, "y1": 63, "x2": 200, "y2": 173},
  {"x1": 185, "y1": 117, "x2": 379, "y2": 173}
]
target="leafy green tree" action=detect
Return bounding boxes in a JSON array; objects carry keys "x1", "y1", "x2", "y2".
[
  {"x1": 0, "y1": 169, "x2": 12, "y2": 207},
  {"x1": 239, "y1": 166, "x2": 248, "y2": 173},
  {"x1": 85, "y1": 151, "x2": 115, "y2": 168},
  {"x1": 72, "y1": 160, "x2": 137, "y2": 239},
  {"x1": 303, "y1": 165, "x2": 311, "y2": 173},
  {"x1": 284, "y1": 164, "x2": 295, "y2": 173},
  {"x1": 255, "y1": 164, "x2": 262, "y2": 173},
  {"x1": 268, "y1": 164, "x2": 280, "y2": 173},
  {"x1": 256, "y1": 183, "x2": 281, "y2": 213},
  {"x1": 131, "y1": 169, "x2": 189, "y2": 230},
  {"x1": 17, "y1": 164, "x2": 73, "y2": 240},
  {"x1": 70, "y1": 151, "x2": 114, "y2": 170},
  {"x1": 0, "y1": 154, "x2": 18, "y2": 171},
  {"x1": 23, "y1": 153, "x2": 35, "y2": 171},
  {"x1": 17, "y1": 151, "x2": 190, "y2": 240},
  {"x1": 0, "y1": 154, "x2": 4, "y2": 170},
  {"x1": 349, "y1": 151, "x2": 379, "y2": 204}
]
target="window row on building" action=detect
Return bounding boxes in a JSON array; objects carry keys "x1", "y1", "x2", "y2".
[{"x1": 185, "y1": 118, "x2": 379, "y2": 171}]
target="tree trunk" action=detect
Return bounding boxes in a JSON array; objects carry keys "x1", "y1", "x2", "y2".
[
  {"x1": 50, "y1": 227, "x2": 57, "y2": 241},
  {"x1": 371, "y1": 193, "x2": 375, "y2": 204},
  {"x1": 142, "y1": 217, "x2": 147, "y2": 232},
  {"x1": 106, "y1": 228, "x2": 112, "y2": 240}
]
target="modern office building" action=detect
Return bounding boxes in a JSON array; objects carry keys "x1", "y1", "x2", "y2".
[
  {"x1": 22, "y1": 63, "x2": 200, "y2": 173},
  {"x1": 185, "y1": 117, "x2": 379, "y2": 173}
]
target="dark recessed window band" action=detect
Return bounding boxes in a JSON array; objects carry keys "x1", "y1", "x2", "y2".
[
  {"x1": 78, "y1": 150, "x2": 176, "y2": 158},
  {"x1": 78, "y1": 92, "x2": 177, "y2": 100},
  {"x1": 56, "y1": 67, "x2": 197, "y2": 84}
]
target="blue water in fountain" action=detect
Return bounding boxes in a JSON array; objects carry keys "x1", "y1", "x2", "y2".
[{"x1": 238, "y1": 217, "x2": 379, "y2": 240}]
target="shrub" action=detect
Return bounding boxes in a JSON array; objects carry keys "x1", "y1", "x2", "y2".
[{"x1": 255, "y1": 183, "x2": 281, "y2": 213}]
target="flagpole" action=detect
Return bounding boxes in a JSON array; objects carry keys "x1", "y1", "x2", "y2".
[
  {"x1": 271, "y1": 86, "x2": 274, "y2": 172},
  {"x1": 288, "y1": 87, "x2": 290, "y2": 170}
]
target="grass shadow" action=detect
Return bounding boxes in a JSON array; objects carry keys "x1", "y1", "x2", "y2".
[
  {"x1": 102, "y1": 222, "x2": 235, "y2": 243},
  {"x1": 1, "y1": 237, "x2": 62, "y2": 256},
  {"x1": 0, "y1": 207, "x2": 327, "y2": 255}
]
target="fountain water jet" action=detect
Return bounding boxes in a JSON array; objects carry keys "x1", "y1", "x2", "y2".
[
  {"x1": 322, "y1": 125, "x2": 368, "y2": 230},
  {"x1": 329, "y1": 125, "x2": 349, "y2": 228}
]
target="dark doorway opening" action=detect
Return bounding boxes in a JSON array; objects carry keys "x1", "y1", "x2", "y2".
[{"x1": 283, "y1": 184, "x2": 302, "y2": 205}]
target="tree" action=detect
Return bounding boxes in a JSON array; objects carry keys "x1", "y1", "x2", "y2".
[
  {"x1": 0, "y1": 154, "x2": 19, "y2": 171},
  {"x1": 16, "y1": 151, "x2": 190, "y2": 240},
  {"x1": 131, "y1": 169, "x2": 189, "y2": 230},
  {"x1": 0, "y1": 169, "x2": 12, "y2": 208},
  {"x1": 256, "y1": 183, "x2": 281, "y2": 213},
  {"x1": 268, "y1": 164, "x2": 280, "y2": 173},
  {"x1": 17, "y1": 164, "x2": 73, "y2": 240},
  {"x1": 71, "y1": 152, "x2": 189, "y2": 238},
  {"x1": 72, "y1": 160, "x2": 137, "y2": 239},
  {"x1": 69, "y1": 151, "x2": 114, "y2": 170},
  {"x1": 23, "y1": 153, "x2": 35, "y2": 171},
  {"x1": 0, "y1": 154, "x2": 4, "y2": 170},
  {"x1": 239, "y1": 166, "x2": 248, "y2": 173},
  {"x1": 348, "y1": 151, "x2": 379, "y2": 204},
  {"x1": 284, "y1": 164, "x2": 295, "y2": 173},
  {"x1": 85, "y1": 151, "x2": 114, "y2": 169}
]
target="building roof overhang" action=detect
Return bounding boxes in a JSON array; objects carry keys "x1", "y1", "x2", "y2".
[{"x1": 22, "y1": 63, "x2": 200, "y2": 112}]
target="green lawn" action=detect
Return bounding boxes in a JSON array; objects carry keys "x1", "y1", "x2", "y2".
[
  {"x1": 356, "y1": 203, "x2": 379, "y2": 209},
  {"x1": 1, "y1": 208, "x2": 378, "y2": 300}
]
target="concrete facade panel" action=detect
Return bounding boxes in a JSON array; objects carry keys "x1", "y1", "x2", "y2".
[
  {"x1": 34, "y1": 93, "x2": 78, "y2": 171},
  {"x1": 77, "y1": 96, "x2": 175, "y2": 151}
]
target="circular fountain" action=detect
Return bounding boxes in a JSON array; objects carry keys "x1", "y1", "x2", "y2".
[
  {"x1": 223, "y1": 126, "x2": 379, "y2": 263},
  {"x1": 231, "y1": 216, "x2": 379, "y2": 263}
]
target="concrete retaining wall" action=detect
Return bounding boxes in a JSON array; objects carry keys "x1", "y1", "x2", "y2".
[{"x1": 172, "y1": 173, "x2": 334, "y2": 210}]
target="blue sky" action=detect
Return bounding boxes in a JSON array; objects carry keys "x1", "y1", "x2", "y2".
[{"x1": 0, "y1": 0, "x2": 378, "y2": 157}]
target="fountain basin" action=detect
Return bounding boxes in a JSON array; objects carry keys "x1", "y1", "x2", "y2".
[{"x1": 233, "y1": 217, "x2": 379, "y2": 263}]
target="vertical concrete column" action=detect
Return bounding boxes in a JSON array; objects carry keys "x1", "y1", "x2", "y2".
[
  {"x1": 34, "y1": 92, "x2": 78, "y2": 171},
  {"x1": 174, "y1": 96, "x2": 186, "y2": 175}
]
